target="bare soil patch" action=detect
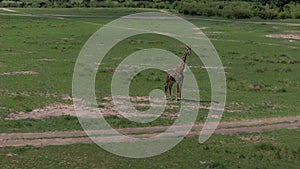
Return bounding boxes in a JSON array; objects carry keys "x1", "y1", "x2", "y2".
[
  {"x1": 0, "y1": 71, "x2": 39, "y2": 76},
  {"x1": 286, "y1": 30, "x2": 300, "y2": 33},
  {"x1": 5, "y1": 104, "x2": 76, "y2": 120},
  {"x1": 266, "y1": 34, "x2": 300, "y2": 40},
  {"x1": 6, "y1": 95, "x2": 235, "y2": 120},
  {"x1": 209, "y1": 38, "x2": 300, "y2": 49},
  {"x1": 198, "y1": 27, "x2": 209, "y2": 30},
  {"x1": 207, "y1": 31, "x2": 223, "y2": 34},
  {"x1": 185, "y1": 17, "x2": 300, "y2": 27},
  {"x1": 0, "y1": 8, "x2": 17, "y2": 13},
  {"x1": 36, "y1": 58, "x2": 56, "y2": 61},
  {"x1": 189, "y1": 66, "x2": 229, "y2": 69}
]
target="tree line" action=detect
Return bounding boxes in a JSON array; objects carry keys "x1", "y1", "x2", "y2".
[{"x1": 1, "y1": 0, "x2": 300, "y2": 19}]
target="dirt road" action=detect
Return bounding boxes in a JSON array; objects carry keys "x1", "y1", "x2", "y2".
[{"x1": 1, "y1": 116, "x2": 299, "y2": 147}]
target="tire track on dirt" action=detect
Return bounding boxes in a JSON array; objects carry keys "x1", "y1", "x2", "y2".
[
  {"x1": 183, "y1": 16, "x2": 300, "y2": 27},
  {"x1": 0, "y1": 116, "x2": 299, "y2": 147}
]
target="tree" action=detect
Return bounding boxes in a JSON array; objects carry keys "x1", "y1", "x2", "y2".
[
  {"x1": 84, "y1": 0, "x2": 91, "y2": 7},
  {"x1": 273, "y1": 0, "x2": 291, "y2": 8}
]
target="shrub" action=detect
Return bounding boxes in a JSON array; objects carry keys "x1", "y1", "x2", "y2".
[
  {"x1": 233, "y1": 8, "x2": 253, "y2": 19},
  {"x1": 266, "y1": 9, "x2": 279, "y2": 19},
  {"x1": 293, "y1": 10, "x2": 300, "y2": 19},
  {"x1": 279, "y1": 11, "x2": 292, "y2": 19}
]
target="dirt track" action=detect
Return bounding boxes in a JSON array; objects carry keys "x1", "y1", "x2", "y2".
[
  {"x1": 1, "y1": 116, "x2": 299, "y2": 147},
  {"x1": 183, "y1": 16, "x2": 300, "y2": 27}
]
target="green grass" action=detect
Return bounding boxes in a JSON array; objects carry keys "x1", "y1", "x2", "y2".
[
  {"x1": 0, "y1": 8, "x2": 299, "y2": 131},
  {"x1": 0, "y1": 8, "x2": 299, "y2": 169},
  {"x1": 0, "y1": 116, "x2": 81, "y2": 133},
  {"x1": 0, "y1": 108, "x2": 210, "y2": 133},
  {"x1": 0, "y1": 128, "x2": 299, "y2": 168}
]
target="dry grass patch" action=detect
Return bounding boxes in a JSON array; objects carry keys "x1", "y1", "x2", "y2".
[
  {"x1": 266, "y1": 34, "x2": 300, "y2": 40},
  {"x1": 0, "y1": 71, "x2": 39, "y2": 76},
  {"x1": 0, "y1": 8, "x2": 17, "y2": 12},
  {"x1": 5, "y1": 104, "x2": 77, "y2": 120},
  {"x1": 5, "y1": 95, "x2": 235, "y2": 120},
  {"x1": 36, "y1": 58, "x2": 56, "y2": 61}
]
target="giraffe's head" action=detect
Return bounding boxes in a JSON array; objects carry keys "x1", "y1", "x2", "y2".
[{"x1": 185, "y1": 46, "x2": 191, "y2": 55}]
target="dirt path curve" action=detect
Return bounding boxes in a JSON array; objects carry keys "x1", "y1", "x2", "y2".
[
  {"x1": 183, "y1": 16, "x2": 300, "y2": 27},
  {"x1": 0, "y1": 116, "x2": 299, "y2": 147}
]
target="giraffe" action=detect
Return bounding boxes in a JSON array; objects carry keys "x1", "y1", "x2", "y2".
[{"x1": 165, "y1": 46, "x2": 191, "y2": 101}]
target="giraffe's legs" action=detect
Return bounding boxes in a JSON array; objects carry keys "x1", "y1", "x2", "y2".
[
  {"x1": 176, "y1": 83, "x2": 180, "y2": 101},
  {"x1": 165, "y1": 74, "x2": 170, "y2": 96},
  {"x1": 176, "y1": 82, "x2": 182, "y2": 101},
  {"x1": 169, "y1": 82, "x2": 174, "y2": 99},
  {"x1": 165, "y1": 74, "x2": 176, "y2": 100}
]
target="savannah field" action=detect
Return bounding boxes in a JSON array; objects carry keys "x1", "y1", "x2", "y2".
[{"x1": 0, "y1": 7, "x2": 299, "y2": 168}]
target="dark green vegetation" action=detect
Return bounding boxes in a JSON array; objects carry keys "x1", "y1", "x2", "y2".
[
  {"x1": 174, "y1": 0, "x2": 300, "y2": 19},
  {"x1": 0, "y1": 8, "x2": 299, "y2": 132},
  {"x1": 0, "y1": 129, "x2": 299, "y2": 168},
  {"x1": 1, "y1": 0, "x2": 300, "y2": 19}
]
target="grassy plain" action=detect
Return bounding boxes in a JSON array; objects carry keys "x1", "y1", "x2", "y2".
[
  {"x1": 0, "y1": 8, "x2": 299, "y2": 168},
  {"x1": 0, "y1": 129, "x2": 299, "y2": 168},
  {"x1": 0, "y1": 8, "x2": 299, "y2": 132}
]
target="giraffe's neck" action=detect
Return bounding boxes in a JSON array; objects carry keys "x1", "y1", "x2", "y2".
[
  {"x1": 181, "y1": 52, "x2": 188, "y2": 63},
  {"x1": 175, "y1": 52, "x2": 188, "y2": 74}
]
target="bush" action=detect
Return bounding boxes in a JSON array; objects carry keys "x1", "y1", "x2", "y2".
[
  {"x1": 258, "y1": 8, "x2": 279, "y2": 19},
  {"x1": 173, "y1": 1, "x2": 300, "y2": 19},
  {"x1": 293, "y1": 10, "x2": 300, "y2": 19},
  {"x1": 279, "y1": 11, "x2": 292, "y2": 19},
  {"x1": 233, "y1": 8, "x2": 253, "y2": 19},
  {"x1": 0, "y1": 1, "x2": 23, "y2": 7}
]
